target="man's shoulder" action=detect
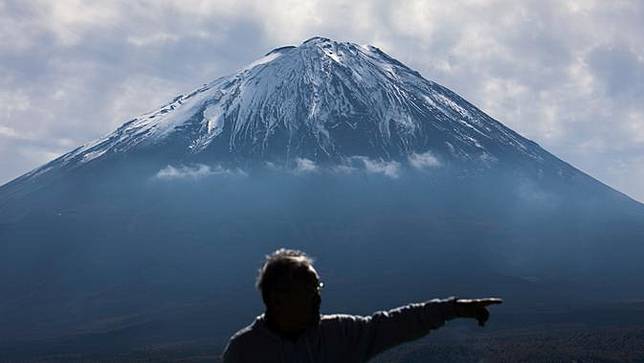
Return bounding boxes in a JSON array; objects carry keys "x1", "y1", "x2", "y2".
[
  {"x1": 229, "y1": 323, "x2": 254, "y2": 341},
  {"x1": 223, "y1": 317, "x2": 268, "y2": 357},
  {"x1": 227, "y1": 317, "x2": 265, "y2": 345}
]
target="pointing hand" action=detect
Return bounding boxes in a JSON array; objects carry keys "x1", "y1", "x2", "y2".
[{"x1": 452, "y1": 297, "x2": 503, "y2": 327}]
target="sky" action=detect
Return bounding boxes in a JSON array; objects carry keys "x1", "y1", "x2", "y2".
[{"x1": 1, "y1": 0, "x2": 643, "y2": 202}]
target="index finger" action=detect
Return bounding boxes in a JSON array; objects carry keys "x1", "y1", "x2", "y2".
[
  {"x1": 457, "y1": 297, "x2": 503, "y2": 305},
  {"x1": 478, "y1": 297, "x2": 503, "y2": 306}
]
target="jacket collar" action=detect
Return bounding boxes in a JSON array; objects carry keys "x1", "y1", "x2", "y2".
[{"x1": 253, "y1": 313, "x2": 320, "y2": 342}]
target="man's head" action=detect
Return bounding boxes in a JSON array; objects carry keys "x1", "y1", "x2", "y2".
[{"x1": 257, "y1": 249, "x2": 322, "y2": 334}]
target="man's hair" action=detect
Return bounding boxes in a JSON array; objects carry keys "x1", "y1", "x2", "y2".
[{"x1": 257, "y1": 248, "x2": 315, "y2": 305}]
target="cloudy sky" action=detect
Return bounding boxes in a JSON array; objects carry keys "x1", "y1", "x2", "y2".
[{"x1": 1, "y1": 0, "x2": 643, "y2": 201}]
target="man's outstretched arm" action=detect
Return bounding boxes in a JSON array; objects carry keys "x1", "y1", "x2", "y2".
[{"x1": 337, "y1": 297, "x2": 502, "y2": 361}]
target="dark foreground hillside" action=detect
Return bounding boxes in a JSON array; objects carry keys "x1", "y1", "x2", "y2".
[{"x1": 4, "y1": 301, "x2": 644, "y2": 362}]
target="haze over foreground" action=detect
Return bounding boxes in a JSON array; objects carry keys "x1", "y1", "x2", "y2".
[{"x1": 1, "y1": 37, "x2": 644, "y2": 361}]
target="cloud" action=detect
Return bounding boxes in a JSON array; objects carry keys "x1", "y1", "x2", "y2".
[
  {"x1": 155, "y1": 164, "x2": 245, "y2": 180},
  {"x1": 0, "y1": 125, "x2": 22, "y2": 139},
  {"x1": 586, "y1": 45, "x2": 644, "y2": 100},
  {"x1": 349, "y1": 156, "x2": 400, "y2": 178},
  {"x1": 262, "y1": 157, "x2": 404, "y2": 178},
  {"x1": 293, "y1": 158, "x2": 318, "y2": 173},
  {"x1": 408, "y1": 151, "x2": 441, "y2": 170}
]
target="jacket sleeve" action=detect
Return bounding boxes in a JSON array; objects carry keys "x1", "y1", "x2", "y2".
[{"x1": 338, "y1": 297, "x2": 457, "y2": 361}]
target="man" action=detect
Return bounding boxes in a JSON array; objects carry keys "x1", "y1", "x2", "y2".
[{"x1": 222, "y1": 249, "x2": 502, "y2": 362}]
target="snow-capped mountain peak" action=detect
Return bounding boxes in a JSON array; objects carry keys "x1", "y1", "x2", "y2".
[{"x1": 22, "y1": 36, "x2": 563, "y2": 181}]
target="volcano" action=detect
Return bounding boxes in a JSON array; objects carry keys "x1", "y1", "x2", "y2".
[
  {"x1": 2, "y1": 37, "x2": 585, "y2": 186},
  {"x1": 1, "y1": 37, "x2": 643, "y2": 361}
]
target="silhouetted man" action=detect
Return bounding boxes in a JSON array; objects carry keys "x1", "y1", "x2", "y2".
[{"x1": 222, "y1": 249, "x2": 502, "y2": 362}]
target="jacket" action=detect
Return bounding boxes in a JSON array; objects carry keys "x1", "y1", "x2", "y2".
[{"x1": 222, "y1": 297, "x2": 457, "y2": 362}]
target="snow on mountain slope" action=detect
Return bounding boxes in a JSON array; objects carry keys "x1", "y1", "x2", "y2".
[{"x1": 14, "y1": 36, "x2": 573, "y2": 184}]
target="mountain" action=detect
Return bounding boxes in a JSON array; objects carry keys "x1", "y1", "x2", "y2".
[
  {"x1": 1, "y1": 37, "x2": 644, "y2": 361},
  {"x1": 4, "y1": 37, "x2": 581, "y2": 191}
]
